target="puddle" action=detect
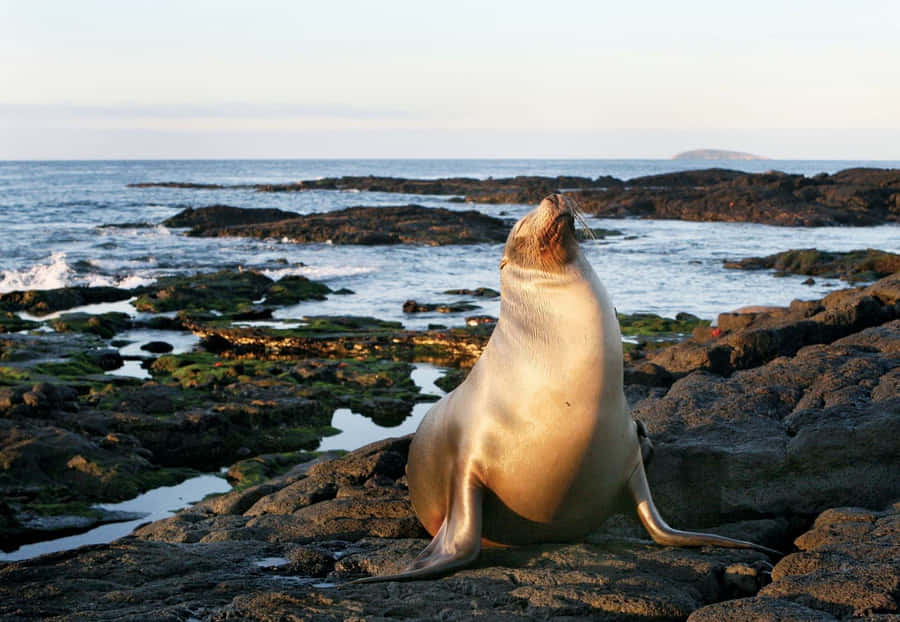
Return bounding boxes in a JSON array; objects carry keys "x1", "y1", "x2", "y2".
[
  {"x1": 0, "y1": 474, "x2": 231, "y2": 562},
  {"x1": 106, "y1": 328, "x2": 201, "y2": 379},
  {"x1": 255, "y1": 556, "x2": 290, "y2": 568},
  {"x1": 17, "y1": 298, "x2": 139, "y2": 321},
  {"x1": 316, "y1": 363, "x2": 446, "y2": 452},
  {"x1": 231, "y1": 320, "x2": 306, "y2": 329}
]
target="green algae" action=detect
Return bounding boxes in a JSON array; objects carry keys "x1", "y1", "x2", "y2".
[
  {"x1": 618, "y1": 312, "x2": 709, "y2": 338},
  {"x1": 133, "y1": 270, "x2": 330, "y2": 314},
  {"x1": 0, "y1": 366, "x2": 31, "y2": 384},
  {"x1": 226, "y1": 449, "x2": 330, "y2": 490},
  {"x1": 49, "y1": 312, "x2": 132, "y2": 339},
  {"x1": 0, "y1": 313, "x2": 39, "y2": 334}
]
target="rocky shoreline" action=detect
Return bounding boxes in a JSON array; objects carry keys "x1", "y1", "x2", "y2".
[
  {"x1": 132, "y1": 167, "x2": 900, "y2": 226},
  {"x1": 0, "y1": 262, "x2": 898, "y2": 618}
]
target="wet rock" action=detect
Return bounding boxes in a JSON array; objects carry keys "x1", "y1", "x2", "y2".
[
  {"x1": 186, "y1": 318, "x2": 492, "y2": 368},
  {"x1": 434, "y1": 368, "x2": 468, "y2": 393},
  {"x1": 690, "y1": 501, "x2": 900, "y2": 620},
  {"x1": 443, "y1": 287, "x2": 500, "y2": 298},
  {"x1": 724, "y1": 248, "x2": 900, "y2": 282},
  {"x1": 632, "y1": 323, "x2": 900, "y2": 531},
  {"x1": 465, "y1": 315, "x2": 497, "y2": 326},
  {"x1": 642, "y1": 273, "x2": 900, "y2": 379},
  {"x1": 162, "y1": 204, "x2": 299, "y2": 232},
  {"x1": 133, "y1": 168, "x2": 900, "y2": 225},
  {"x1": 0, "y1": 312, "x2": 39, "y2": 334},
  {"x1": 574, "y1": 167, "x2": 900, "y2": 226},
  {"x1": 84, "y1": 348, "x2": 124, "y2": 371},
  {"x1": 0, "y1": 285, "x2": 132, "y2": 316},
  {"x1": 140, "y1": 341, "x2": 174, "y2": 354},
  {"x1": 133, "y1": 269, "x2": 330, "y2": 314},
  {"x1": 402, "y1": 299, "x2": 480, "y2": 314},
  {"x1": 165, "y1": 204, "x2": 510, "y2": 245},
  {"x1": 48, "y1": 312, "x2": 132, "y2": 339}
]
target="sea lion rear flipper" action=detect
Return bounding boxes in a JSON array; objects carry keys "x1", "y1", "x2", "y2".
[
  {"x1": 626, "y1": 461, "x2": 782, "y2": 558},
  {"x1": 350, "y1": 480, "x2": 484, "y2": 583}
]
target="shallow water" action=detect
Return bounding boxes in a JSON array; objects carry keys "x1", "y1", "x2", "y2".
[
  {"x1": 316, "y1": 363, "x2": 446, "y2": 452},
  {"x1": 0, "y1": 474, "x2": 232, "y2": 562}
]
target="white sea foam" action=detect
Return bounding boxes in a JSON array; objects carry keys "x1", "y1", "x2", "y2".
[
  {"x1": 261, "y1": 265, "x2": 376, "y2": 281},
  {"x1": 0, "y1": 253, "x2": 157, "y2": 294},
  {"x1": 0, "y1": 252, "x2": 74, "y2": 293}
]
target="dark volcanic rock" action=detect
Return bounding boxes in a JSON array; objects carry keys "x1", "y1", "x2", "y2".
[
  {"x1": 133, "y1": 269, "x2": 330, "y2": 313},
  {"x1": 1, "y1": 421, "x2": 898, "y2": 620},
  {"x1": 402, "y1": 299, "x2": 480, "y2": 314},
  {"x1": 642, "y1": 273, "x2": 900, "y2": 379},
  {"x1": 0, "y1": 285, "x2": 132, "y2": 316},
  {"x1": 443, "y1": 287, "x2": 500, "y2": 298},
  {"x1": 173, "y1": 204, "x2": 510, "y2": 246},
  {"x1": 632, "y1": 321, "x2": 900, "y2": 531},
  {"x1": 140, "y1": 340, "x2": 174, "y2": 354},
  {"x1": 573, "y1": 168, "x2": 900, "y2": 226},
  {"x1": 724, "y1": 248, "x2": 900, "y2": 282},
  {"x1": 163, "y1": 204, "x2": 300, "y2": 233},
  {"x1": 690, "y1": 501, "x2": 900, "y2": 620},
  {"x1": 184, "y1": 318, "x2": 493, "y2": 368},
  {"x1": 134, "y1": 167, "x2": 900, "y2": 225}
]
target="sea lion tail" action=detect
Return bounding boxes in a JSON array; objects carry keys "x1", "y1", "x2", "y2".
[{"x1": 627, "y1": 462, "x2": 782, "y2": 558}]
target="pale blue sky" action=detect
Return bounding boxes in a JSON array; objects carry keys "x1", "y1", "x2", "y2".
[{"x1": 2, "y1": 0, "x2": 898, "y2": 159}]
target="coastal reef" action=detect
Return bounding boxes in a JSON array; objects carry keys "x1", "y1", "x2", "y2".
[
  {"x1": 1, "y1": 269, "x2": 899, "y2": 619},
  {"x1": 135, "y1": 167, "x2": 900, "y2": 226},
  {"x1": 163, "y1": 204, "x2": 510, "y2": 245}
]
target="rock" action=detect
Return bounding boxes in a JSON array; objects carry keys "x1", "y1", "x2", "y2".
[
  {"x1": 465, "y1": 315, "x2": 497, "y2": 326},
  {"x1": 690, "y1": 501, "x2": 900, "y2": 620},
  {"x1": 84, "y1": 348, "x2": 124, "y2": 370},
  {"x1": 140, "y1": 341, "x2": 174, "y2": 354},
  {"x1": 724, "y1": 248, "x2": 900, "y2": 282},
  {"x1": 166, "y1": 204, "x2": 511, "y2": 246},
  {"x1": 186, "y1": 317, "x2": 492, "y2": 368},
  {"x1": 0, "y1": 312, "x2": 39, "y2": 334},
  {"x1": 443, "y1": 287, "x2": 500, "y2": 298},
  {"x1": 162, "y1": 204, "x2": 299, "y2": 232},
  {"x1": 642, "y1": 273, "x2": 900, "y2": 379},
  {"x1": 131, "y1": 168, "x2": 900, "y2": 226},
  {"x1": 632, "y1": 323, "x2": 900, "y2": 531},
  {"x1": 0, "y1": 286, "x2": 132, "y2": 317},
  {"x1": 574, "y1": 168, "x2": 900, "y2": 226},
  {"x1": 402, "y1": 300, "x2": 479, "y2": 314},
  {"x1": 133, "y1": 269, "x2": 330, "y2": 314}
]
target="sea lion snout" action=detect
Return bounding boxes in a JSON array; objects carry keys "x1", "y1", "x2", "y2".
[{"x1": 539, "y1": 193, "x2": 568, "y2": 213}]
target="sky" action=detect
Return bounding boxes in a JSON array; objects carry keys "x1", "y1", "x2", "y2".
[{"x1": 1, "y1": 0, "x2": 899, "y2": 159}]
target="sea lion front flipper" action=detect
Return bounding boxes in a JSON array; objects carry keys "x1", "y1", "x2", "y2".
[
  {"x1": 350, "y1": 479, "x2": 484, "y2": 583},
  {"x1": 627, "y1": 461, "x2": 782, "y2": 558}
]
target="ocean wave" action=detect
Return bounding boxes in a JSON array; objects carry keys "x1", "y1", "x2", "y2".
[
  {"x1": 261, "y1": 265, "x2": 376, "y2": 281},
  {"x1": 0, "y1": 252, "x2": 74, "y2": 293},
  {"x1": 0, "y1": 253, "x2": 155, "y2": 293}
]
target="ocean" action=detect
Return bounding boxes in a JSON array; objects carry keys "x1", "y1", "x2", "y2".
[{"x1": 2, "y1": 158, "x2": 899, "y2": 328}]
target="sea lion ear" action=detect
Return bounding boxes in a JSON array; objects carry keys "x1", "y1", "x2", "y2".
[{"x1": 499, "y1": 257, "x2": 508, "y2": 270}]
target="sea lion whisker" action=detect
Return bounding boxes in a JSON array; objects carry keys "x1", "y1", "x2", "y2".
[{"x1": 563, "y1": 195, "x2": 596, "y2": 240}]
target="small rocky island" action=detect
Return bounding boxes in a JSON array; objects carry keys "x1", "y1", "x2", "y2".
[{"x1": 672, "y1": 149, "x2": 768, "y2": 160}]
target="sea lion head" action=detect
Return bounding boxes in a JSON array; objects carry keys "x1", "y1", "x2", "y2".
[{"x1": 500, "y1": 194, "x2": 580, "y2": 272}]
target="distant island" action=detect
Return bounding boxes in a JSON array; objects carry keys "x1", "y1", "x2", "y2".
[{"x1": 673, "y1": 149, "x2": 768, "y2": 160}]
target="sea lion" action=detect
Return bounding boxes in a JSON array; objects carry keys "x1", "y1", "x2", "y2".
[{"x1": 359, "y1": 194, "x2": 779, "y2": 582}]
